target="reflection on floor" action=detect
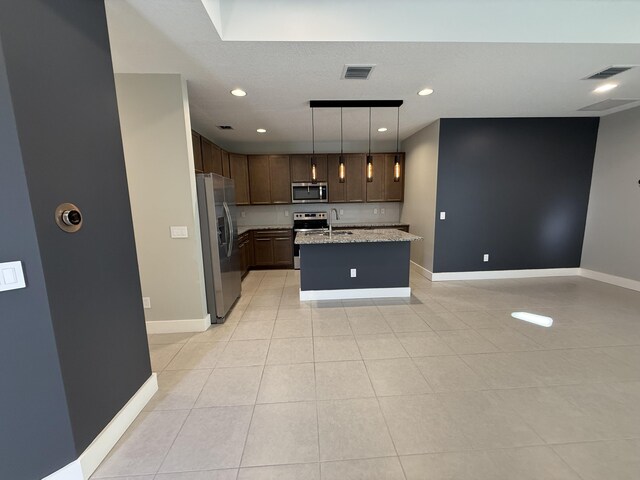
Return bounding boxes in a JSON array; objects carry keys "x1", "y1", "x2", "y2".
[{"x1": 92, "y1": 268, "x2": 640, "y2": 480}]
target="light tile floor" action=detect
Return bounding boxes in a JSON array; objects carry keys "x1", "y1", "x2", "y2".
[{"x1": 92, "y1": 268, "x2": 640, "y2": 479}]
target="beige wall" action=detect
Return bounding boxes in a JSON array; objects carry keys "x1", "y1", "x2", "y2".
[
  {"x1": 400, "y1": 120, "x2": 440, "y2": 272},
  {"x1": 581, "y1": 106, "x2": 640, "y2": 282},
  {"x1": 115, "y1": 73, "x2": 207, "y2": 323}
]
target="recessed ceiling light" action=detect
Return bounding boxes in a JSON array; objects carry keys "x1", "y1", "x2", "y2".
[
  {"x1": 377, "y1": 127, "x2": 388, "y2": 132},
  {"x1": 511, "y1": 312, "x2": 553, "y2": 328},
  {"x1": 256, "y1": 128, "x2": 267, "y2": 133},
  {"x1": 230, "y1": 88, "x2": 247, "y2": 97},
  {"x1": 418, "y1": 88, "x2": 434, "y2": 96},
  {"x1": 593, "y1": 83, "x2": 618, "y2": 94}
]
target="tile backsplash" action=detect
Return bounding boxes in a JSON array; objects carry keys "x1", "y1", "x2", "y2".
[{"x1": 236, "y1": 203, "x2": 402, "y2": 227}]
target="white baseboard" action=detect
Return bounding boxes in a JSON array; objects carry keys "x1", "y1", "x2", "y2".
[
  {"x1": 43, "y1": 373, "x2": 158, "y2": 480},
  {"x1": 410, "y1": 261, "x2": 433, "y2": 280},
  {"x1": 145, "y1": 314, "x2": 211, "y2": 334},
  {"x1": 300, "y1": 287, "x2": 411, "y2": 301},
  {"x1": 580, "y1": 269, "x2": 640, "y2": 292},
  {"x1": 431, "y1": 268, "x2": 581, "y2": 282},
  {"x1": 42, "y1": 460, "x2": 83, "y2": 480}
]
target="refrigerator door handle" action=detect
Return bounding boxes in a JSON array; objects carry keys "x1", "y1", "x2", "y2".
[{"x1": 223, "y1": 201, "x2": 233, "y2": 258}]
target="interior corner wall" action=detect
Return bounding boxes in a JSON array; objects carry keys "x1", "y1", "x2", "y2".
[
  {"x1": 433, "y1": 118, "x2": 599, "y2": 273},
  {"x1": 115, "y1": 73, "x2": 208, "y2": 323},
  {"x1": 581, "y1": 106, "x2": 640, "y2": 282},
  {"x1": 400, "y1": 120, "x2": 440, "y2": 272}
]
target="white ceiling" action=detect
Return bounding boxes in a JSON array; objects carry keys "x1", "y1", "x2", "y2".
[{"x1": 105, "y1": 0, "x2": 640, "y2": 154}]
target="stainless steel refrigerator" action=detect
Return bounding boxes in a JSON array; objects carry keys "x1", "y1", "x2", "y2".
[{"x1": 196, "y1": 173, "x2": 242, "y2": 323}]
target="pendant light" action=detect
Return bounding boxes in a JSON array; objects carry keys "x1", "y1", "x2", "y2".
[
  {"x1": 393, "y1": 106, "x2": 401, "y2": 182},
  {"x1": 366, "y1": 107, "x2": 373, "y2": 182},
  {"x1": 311, "y1": 108, "x2": 317, "y2": 183},
  {"x1": 339, "y1": 107, "x2": 345, "y2": 183}
]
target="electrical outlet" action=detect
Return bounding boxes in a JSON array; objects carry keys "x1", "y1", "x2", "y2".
[
  {"x1": 350, "y1": 268, "x2": 357, "y2": 278},
  {"x1": 483, "y1": 254, "x2": 489, "y2": 262},
  {"x1": 241, "y1": 211, "x2": 246, "y2": 218},
  {"x1": 381, "y1": 208, "x2": 385, "y2": 214},
  {"x1": 143, "y1": 297, "x2": 151, "y2": 309},
  {"x1": 440, "y1": 212, "x2": 446, "y2": 220},
  {"x1": 339, "y1": 209, "x2": 344, "y2": 215},
  {"x1": 284, "y1": 210, "x2": 289, "y2": 217},
  {"x1": 373, "y1": 208, "x2": 379, "y2": 215}
]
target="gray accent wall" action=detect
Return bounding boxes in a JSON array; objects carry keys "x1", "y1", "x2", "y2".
[
  {"x1": 582, "y1": 106, "x2": 640, "y2": 282},
  {"x1": 400, "y1": 120, "x2": 440, "y2": 272},
  {"x1": 0, "y1": 1, "x2": 151, "y2": 478},
  {"x1": 433, "y1": 118, "x2": 599, "y2": 273}
]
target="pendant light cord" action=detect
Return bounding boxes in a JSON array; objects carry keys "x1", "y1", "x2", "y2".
[
  {"x1": 340, "y1": 107, "x2": 343, "y2": 155},
  {"x1": 368, "y1": 107, "x2": 372, "y2": 155},
  {"x1": 396, "y1": 106, "x2": 400, "y2": 153},
  {"x1": 311, "y1": 107, "x2": 315, "y2": 155}
]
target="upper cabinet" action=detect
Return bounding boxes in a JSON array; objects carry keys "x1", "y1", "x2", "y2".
[
  {"x1": 345, "y1": 153, "x2": 366, "y2": 202},
  {"x1": 365, "y1": 154, "x2": 386, "y2": 202},
  {"x1": 229, "y1": 153, "x2": 250, "y2": 205},
  {"x1": 221, "y1": 150, "x2": 231, "y2": 178},
  {"x1": 269, "y1": 155, "x2": 291, "y2": 203},
  {"x1": 291, "y1": 154, "x2": 328, "y2": 183},
  {"x1": 248, "y1": 155, "x2": 291, "y2": 204},
  {"x1": 191, "y1": 131, "x2": 204, "y2": 172},
  {"x1": 327, "y1": 154, "x2": 346, "y2": 203},
  {"x1": 202, "y1": 138, "x2": 223, "y2": 175}
]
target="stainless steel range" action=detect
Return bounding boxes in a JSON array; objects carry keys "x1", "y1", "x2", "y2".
[{"x1": 293, "y1": 212, "x2": 328, "y2": 269}]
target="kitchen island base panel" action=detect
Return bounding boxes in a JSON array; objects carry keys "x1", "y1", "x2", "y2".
[
  {"x1": 299, "y1": 242, "x2": 411, "y2": 295},
  {"x1": 300, "y1": 286, "x2": 410, "y2": 301}
]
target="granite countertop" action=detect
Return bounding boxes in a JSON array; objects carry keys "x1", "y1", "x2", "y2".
[
  {"x1": 237, "y1": 225, "x2": 292, "y2": 235},
  {"x1": 295, "y1": 228, "x2": 422, "y2": 245},
  {"x1": 335, "y1": 222, "x2": 409, "y2": 228}
]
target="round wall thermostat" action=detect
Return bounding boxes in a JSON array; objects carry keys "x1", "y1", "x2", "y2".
[{"x1": 55, "y1": 203, "x2": 83, "y2": 233}]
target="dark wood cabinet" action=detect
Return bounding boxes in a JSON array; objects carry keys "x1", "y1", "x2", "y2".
[
  {"x1": 202, "y1": 138, "x2": 223, "y2": 175},
  {"x1": 291, "y1": 154, "x2": 327, "y2": 182},
  {"x1": 221, "y1": 150, "x2": 231, "y2": 178},
  {"x1": 238, "y1": 230, "x2": 252, "y2": 277},
  {"x1": 252, "y1": 229, "x2": 293, "y2": 268},
  {"x1": 192, "y1": 131, "x2": 204, "y2": 172},
  {"x1": 346, "y1": 153, "x2": 366, "y2": 202},
  {"x1": 248, "y1": 155, "x2": 291, "y2": 204},
  {"x1": 366, "y1": 154, "x2": 386, "y2": 202},
  {"x1": 269, "y1": 155, "x2": 291, "y2": 203},
  {"x1": 230, "y1": 154, "x2": 250, "y2": 205},
  {"x1": 248, "y1": 155, "x2": 271, "y2": 204},
  {"x1": 384, "y1": 154, "x2": 405, "y2": 201}
]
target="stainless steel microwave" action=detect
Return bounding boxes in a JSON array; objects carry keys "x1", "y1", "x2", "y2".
[{"x1": 291, "y1": 182, "x2": 328, "y2": 203}]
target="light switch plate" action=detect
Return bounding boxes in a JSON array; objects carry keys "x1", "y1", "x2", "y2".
[
  {"x1": 284, "y1": 210, "x2": 289, "y2": 217},
  {"x1": 170, "y1": 226, "x2": 189, "y2": 238},
  {"x1": 339, "y1": 209, "x2": 344, "y2": 215},
  {"x1": 241, "y1": 211, "x2": 246, "y2": 218},
  {"x1": 373, "y1": 208, "x2": 378, "y2": 215},
  {"x1": 350, "y1": 268, "x2": 357, "y2": 278},
  {"x1": 381, "y1": 208, "x2": 385, "y2": 214},
  {"x1": 483, "y1": 254, "x2": 489, "y2": 262},
  {"x1": 142, "y1": 297, "x2": 151, "y2": 309},
  {"x1": 0, "y1": 261, "x2": 26, "y2": 292},
  {"x1": 440, "y1": 212, "x2": 446, "y2": 220}
]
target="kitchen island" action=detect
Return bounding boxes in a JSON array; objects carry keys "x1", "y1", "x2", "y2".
[{"x1": 295, "y1": 229, "x2": 422, "y2": 300}]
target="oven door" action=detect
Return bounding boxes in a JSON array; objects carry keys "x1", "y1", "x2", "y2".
[{"x1": 291, "y1": 182, "x2": 328, "y2": 203}]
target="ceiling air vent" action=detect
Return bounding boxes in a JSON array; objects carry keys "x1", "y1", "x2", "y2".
[
  {"x1": 584, "y1": 66, "x2": 635, "y2": 80},
  {"x1": 578, "y1": 99, "x2": 640, "y2": 112},
  {"x1": 342, "y1": 64, "x2": 375, "y2": 80},
  {"x1": 217, "y1": 125, "x2": 234, "y2": 130}
]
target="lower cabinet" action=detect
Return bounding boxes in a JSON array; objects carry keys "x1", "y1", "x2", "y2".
[
  {"x1": 238, "y1": 231, "x2": 252, "y2": 277},
  {"x1": 253, "y1": 229, "x2": 293, "y2": 268}
]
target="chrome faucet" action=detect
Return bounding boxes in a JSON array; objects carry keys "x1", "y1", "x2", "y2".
[{"x1": 329, "y1": 208, "x2": 340, "y2": 236}]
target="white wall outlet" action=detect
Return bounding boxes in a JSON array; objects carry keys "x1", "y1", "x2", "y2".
[
  {"x1": 483, "y1": 254, "x2": 489, "y2": 262},
  {"x1": 373, "y1": 208, "x2": 379, "y2": 215},
  {"x1": 339, "y1": 209, "x2": 344, "y2": 215},
  {"x1": 142, "y1": 297, "x2": 151, "y2": 309},
  {"x1": 0, "y1": 261, "x2": 26, "y2": 292},
  {"x1": 284, "y1": 210, "x2": 289, "y2": 217},
  {"x1": 440, "y1": 212, "x2": 446, "y2": 220},
  {"x1": 241, "y1": 211, "x2": 246, "y2": 218},
  {"x1": 381, "y1": 208, "x2": 386, "y2": 215},
  {"x1": 170, "y1": 226, "x2": 189, "y2": 238},
  {"x1": 350, "y1": 268, "x2": 357, "y2": 278}
]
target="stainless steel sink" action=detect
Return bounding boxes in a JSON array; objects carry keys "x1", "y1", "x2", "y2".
[{"x1": 323, "y1": 230, "x2": 353, "y2": 236}]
